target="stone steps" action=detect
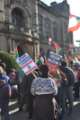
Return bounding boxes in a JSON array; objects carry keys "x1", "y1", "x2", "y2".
[
  {"x1": 0, "y1": 99, "x2": 19, "y2": 115},
  {"x1": 9, "y1": 99, "x2": 19, "y2": 115}
]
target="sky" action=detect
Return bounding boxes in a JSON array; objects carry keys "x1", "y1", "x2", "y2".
[{"x1": 41, "y1": 0, "x2": 80, "y2": 46}]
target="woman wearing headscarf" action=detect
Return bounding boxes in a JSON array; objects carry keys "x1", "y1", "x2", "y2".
[{"x1": 31, "y1": 64, "x2": 58, "y2": 120}]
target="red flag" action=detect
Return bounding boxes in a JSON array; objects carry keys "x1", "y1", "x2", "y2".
[
  {"x1": 68, "y1": 14, "x2": 80, "y2": 32},
  {"x1": 51, "y1": 41, "x2": 60, "y2": 49}
]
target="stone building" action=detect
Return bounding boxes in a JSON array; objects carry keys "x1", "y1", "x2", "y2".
[
  {"x1": 0, "y1": 0, "x2": 71, "y2": 58},
  {"x1": 0, "y1": 0, "x2": 40, "y2": 59},
  {"x1": 38, "y1": 0, "x2": 71, "y2": 55}
]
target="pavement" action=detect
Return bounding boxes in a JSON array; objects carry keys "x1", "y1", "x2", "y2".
[
  {"x1": 0, "y1": 101, "x2": 80, "y2": 120},
  {"x1": 11, "y1": 111, "x2": 28, "y2": 120},
  {"x1": 11, "y1": 101, "x2": 80, "y2": 120},
  {"x1": 62, "y1": 102, "x2": 80, "y2": 120}
]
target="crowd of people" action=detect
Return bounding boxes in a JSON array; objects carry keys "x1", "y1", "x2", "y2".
[{"x1": 0, "y1": 57, "x2": 80, "y2": 120}]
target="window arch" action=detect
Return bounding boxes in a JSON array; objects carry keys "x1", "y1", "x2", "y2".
[{"x1": 11, "y1": 7, "x2": 25, "y2": 29}]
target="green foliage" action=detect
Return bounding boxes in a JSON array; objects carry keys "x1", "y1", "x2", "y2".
[{"x1": 0, "y1": 51, "x2": 19, "y2": 72}]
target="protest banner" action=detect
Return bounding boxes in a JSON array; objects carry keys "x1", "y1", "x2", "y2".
[
  {"x1": 48, "y1": 51, "x2": 62, "y2": 65},
  {"x1": 16, "y1": 53, "x2": 38, "y2": 75}
]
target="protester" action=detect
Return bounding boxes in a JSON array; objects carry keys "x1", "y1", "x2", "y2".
[
  {"x1": 26, "y1": 74, "x2": 35, "y2": 119},
  {"x1": 18, "y1": 75, "x2": 28, "y2": 112},
  {"x1": 19, "y1": 73, "x2": 35, "y2": 119},
  {"x1": 0, "y1": 63, "x2": 11, "y2": 120},
  {"x1": 31, "y1": 64, "x2": 58, "y2": 120},
  {"x1": 59, "y1": 60, "x2": 75, "y2": 119},
  {"x1": 0, "y1": 61, "x2": 9, "y2": 83},
  {"x1": 74, "y1": 67, "x2": 80, "y2": 100},
  {"x1": 8, "y1": 68, "x2": 18, "y2": 99},
  {"x1": 8, "y1": 68, "x2": 17, "y2": 86},
  {"x1": 17, "y1": 69, "x2": 25, "y2": 110}
]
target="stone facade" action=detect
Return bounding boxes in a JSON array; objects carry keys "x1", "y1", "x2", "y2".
[
  {"x1": 38, "y1": 0, "x2": 71, "y2": 55},
  {"x1": 0, "y1": 0, "x2": 39, "y2": 59},
  {"x1": 0, "y1": 0, "x2": 71, "y2": 57}
]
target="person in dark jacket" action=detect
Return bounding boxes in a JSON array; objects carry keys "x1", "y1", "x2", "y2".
[
  {"x1": 31, "y1": 64, "x2": 57, "y2": 120},
  {"x1": 74, "y1": 67, "x2": 80, "y2": 99},
  {"x1": 59, "y1": 61, "x2": 74, "y2": 118},
  {"x1": 8, "y1": 69, "x2": 18, "y2": 98},
  {"x1": 19, "y1": 73, "x2": 35, "y2": 120},
  {"x1": 0, "y1": 65, "x2": 10, "y2": 120}
]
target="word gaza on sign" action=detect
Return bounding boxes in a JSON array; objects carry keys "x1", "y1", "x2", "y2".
[{"x1": 16, "y1": 53, "x2": 38, "y2": 75}]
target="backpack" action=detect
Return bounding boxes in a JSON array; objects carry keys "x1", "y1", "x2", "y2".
[{"x1": 64, "y1": 67, "x2": 75, "y2": 86}]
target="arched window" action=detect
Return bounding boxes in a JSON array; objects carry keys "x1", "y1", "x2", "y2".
[{"x1": 11, "y1": 8, "x2": 25, "y2": 30}]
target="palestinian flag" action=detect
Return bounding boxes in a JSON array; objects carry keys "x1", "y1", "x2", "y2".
[
  {"x1": 16, "y1": 46, "x2": 24, "y2": 57},
  {"x1": 68, "y1": 14, "x2": 80, "y2": 32}
]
